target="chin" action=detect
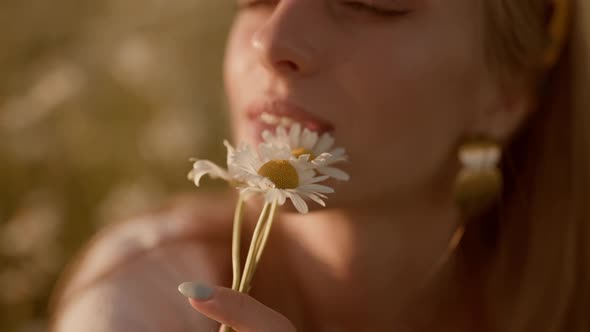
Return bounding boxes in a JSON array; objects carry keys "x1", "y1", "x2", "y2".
[{"x1": 231, "y1": 123, "x2": 257, "y2": 148}]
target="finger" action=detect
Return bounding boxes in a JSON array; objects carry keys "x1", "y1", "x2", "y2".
[{"x1": 178, "y1": 282, "x2": 296, "y2": 332}]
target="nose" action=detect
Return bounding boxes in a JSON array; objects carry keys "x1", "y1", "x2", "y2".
[{"x1": 251, "y1": 3, "x2": 319, "y2": 77}]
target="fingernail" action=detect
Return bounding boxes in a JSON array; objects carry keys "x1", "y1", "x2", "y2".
[{"x1": 178, "y1": 282, "x2": 214, "y2": 301}]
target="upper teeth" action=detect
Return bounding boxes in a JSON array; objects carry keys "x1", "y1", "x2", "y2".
[{"x1": 259, "y1": 112, "x2": 295, "y2": 126}]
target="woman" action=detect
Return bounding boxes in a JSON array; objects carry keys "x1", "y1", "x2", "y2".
[{"x1": 50, "y1": 0, "x2": 590, "y2": 331}]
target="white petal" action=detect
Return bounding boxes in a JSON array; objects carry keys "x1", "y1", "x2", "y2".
[
  {"x1": 289, "y1": 156, "x2": 312, "y2": 173},
  {"x1": 302, "y1": 175, "x2": 330, "y2": 185},
  {"x1": 318, "y1": 166, "x2": 350, "y2": 181},
  {"x1": 313, "y1": 153, "x2": 347, "y2": 167},
  {"x1": 276, "y1": 126, "x2": 289, "y2": 142},
  {"x1": 297, "y1": 169, "x2": 317, "y2": 184},
  {"x1": 188, "y1": 160, "x2": 231, "y2": 186},
  {"x1": 259, "y1": 142, "x2": 292, "y2": 162},
  {"x1": 298, "y1": 183, "x2": 335, "y2": 194},
  {"x1": 311, "y1": 153, "x2": 332, "y2": 166},
  {"x1": 286, "y1": 192, "x2": 309, "y2": 214},
  {"x1": 330, "y1": 147, "x2": 347, "y2": 157},
  {"x1": 289, "y1": 123, "x2": 302, "y2": 147},
  {"x1": 297, "y1": 154, "x2": 311, "y2": 162},
  {"x1": 302, "y1": 192, "x2": 326, "y2": 207},
  {"x1": 313, "y1": 133, "x2": 335, "y2": 154},
  {"x1": 289, "y1": 157, "x2": 313, "y2": 173},
  {"x1": 263, "y1": 177, "x2": 276, "y2": 189},
  {"x1": 265, "y1": 188, "x2": 279, "y2": 204},
  {"x1": 223, "y1": 140, "x2": 236, "y2": 165},
  {"x1": 314, "y1": 192, "x2": 328, "y2": 199},
  {"x1": 301, "y1": 128, "x2": 319, "y2": 150},
  {"x1": 277, "y1": 190, "x2": 288, "y2": 205},
  {"x1": 261, "y1": 130, "x2": 275, "y2": 142},
  {"x1": 240, "y1": 187, "x2": 262, "y2": 200},
  {"x1": 258, "y1": 143, "x2": 275, "y2": 162},
  {"x1": 233, "y1": 143, "x2": 262, "y2": 174},
  {"x1": 240, "y1": 173, "x2": 267, "y2": 188},
  {"x1": 253, "y1": 176, "x2": 275, "y2": 190}
]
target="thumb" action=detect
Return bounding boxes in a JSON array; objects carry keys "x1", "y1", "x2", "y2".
[{"x1": 178, "y1": 282, "x2": 296, "y2": 332}]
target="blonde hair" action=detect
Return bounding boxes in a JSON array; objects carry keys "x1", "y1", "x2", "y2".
[{"x1": 466, "y1": 1, "x2": 590, "y2": 331}]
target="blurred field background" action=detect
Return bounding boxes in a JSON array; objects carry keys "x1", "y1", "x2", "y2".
[{"x1": 0, "y1": 2, "x2": 235, "y2": 331}]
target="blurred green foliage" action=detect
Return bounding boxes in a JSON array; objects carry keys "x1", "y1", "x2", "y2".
[{"x1": 0, "y1": 1, "x2": 235, "y2": 331}]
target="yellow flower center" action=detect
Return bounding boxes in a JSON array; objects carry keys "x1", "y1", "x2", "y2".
[
  {"x1": 258, "y1": 160, "x2": 299, "y2": 189},
  {"x1": 291, "y1": 147, "x2": 316, "y2": 160}
]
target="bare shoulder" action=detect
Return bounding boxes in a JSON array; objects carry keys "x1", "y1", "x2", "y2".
[{"x1": 50, "y1": 190, "x2": 237, "y2": 331}]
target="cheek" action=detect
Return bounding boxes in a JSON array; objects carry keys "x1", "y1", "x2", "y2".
[
  {"x1": 329, "y1": 38, "x2": 485, "y2": 199},
  {"x1": 223, "y1": 17, "x2": 262, "y2": 113},
  {"x1": 223, "y1": 18, "x2": 263, "y2": 144},
  {"x1": 224, "y1": 22, "x2": 249, "y2": 110}
]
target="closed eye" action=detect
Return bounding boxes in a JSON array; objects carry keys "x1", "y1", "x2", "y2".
[
  {"x1": 236, "y1": 0, "x2": 277, "y2": 10},
  {"x1": 341, "y1": 1, "x2": 410, "y2": 18}
]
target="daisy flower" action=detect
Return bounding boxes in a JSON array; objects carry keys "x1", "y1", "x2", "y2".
[
  {"x1": 187, "y1": 140, "x2": 242, "y2": 186},
  {"x1": 188, "y1": 139, "x2": 335, "y2": 214},
  {"x1": 236, "y1": 142, "x2": 335, "y2": 213},
  {"x1": 261, "y1": 123, "x2": 350, "y2": 181}
]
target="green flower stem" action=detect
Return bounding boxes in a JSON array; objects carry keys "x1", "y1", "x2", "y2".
[
  {"x1": 246, "y1": 199, "x2": 279, "y2": 290},
  {"x1": 251, "y1": 202, "x2": 273, "y2": 264},
  {"x1": 230, "y1": 194, "x2": 245, "y2": 291},
  {"x1": 221, "y1": 197, "x2": 270, "y2": 332},
  {"x1": 238, "y1": 201, "x2": 271, "y2": 293}
]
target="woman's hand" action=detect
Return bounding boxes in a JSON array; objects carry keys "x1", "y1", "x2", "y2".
[{"x1": 178, "y1": 282, "x2": 297, "y2": 332}]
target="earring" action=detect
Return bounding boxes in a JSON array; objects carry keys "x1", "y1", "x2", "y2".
[{"x1": 454, "y1": 136, "x2": 503, "y2": 216}]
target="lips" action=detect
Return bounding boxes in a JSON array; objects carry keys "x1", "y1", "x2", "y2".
[{"x1": 245, "y1": 99, "x2": 335, "y2": 136}]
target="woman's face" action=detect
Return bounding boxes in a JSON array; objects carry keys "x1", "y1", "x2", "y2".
[{"x1": 224, "y1": 0, "x2": 501, "y2": 210}]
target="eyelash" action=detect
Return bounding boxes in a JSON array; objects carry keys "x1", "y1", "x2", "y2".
[
  {"x1": 341, "y1": 1, "x2": 409, "y2": 18},
  {"x1": 236, "y1": 0, "x2": 409, "y2": 18},
  {"x1": 236, "y1": 0, "x2": 276, "y2": 10}
]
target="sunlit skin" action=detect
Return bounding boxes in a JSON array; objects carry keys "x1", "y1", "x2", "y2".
[{"x1": 189, "y1": 0, "x2": 532, "y2": 330}]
